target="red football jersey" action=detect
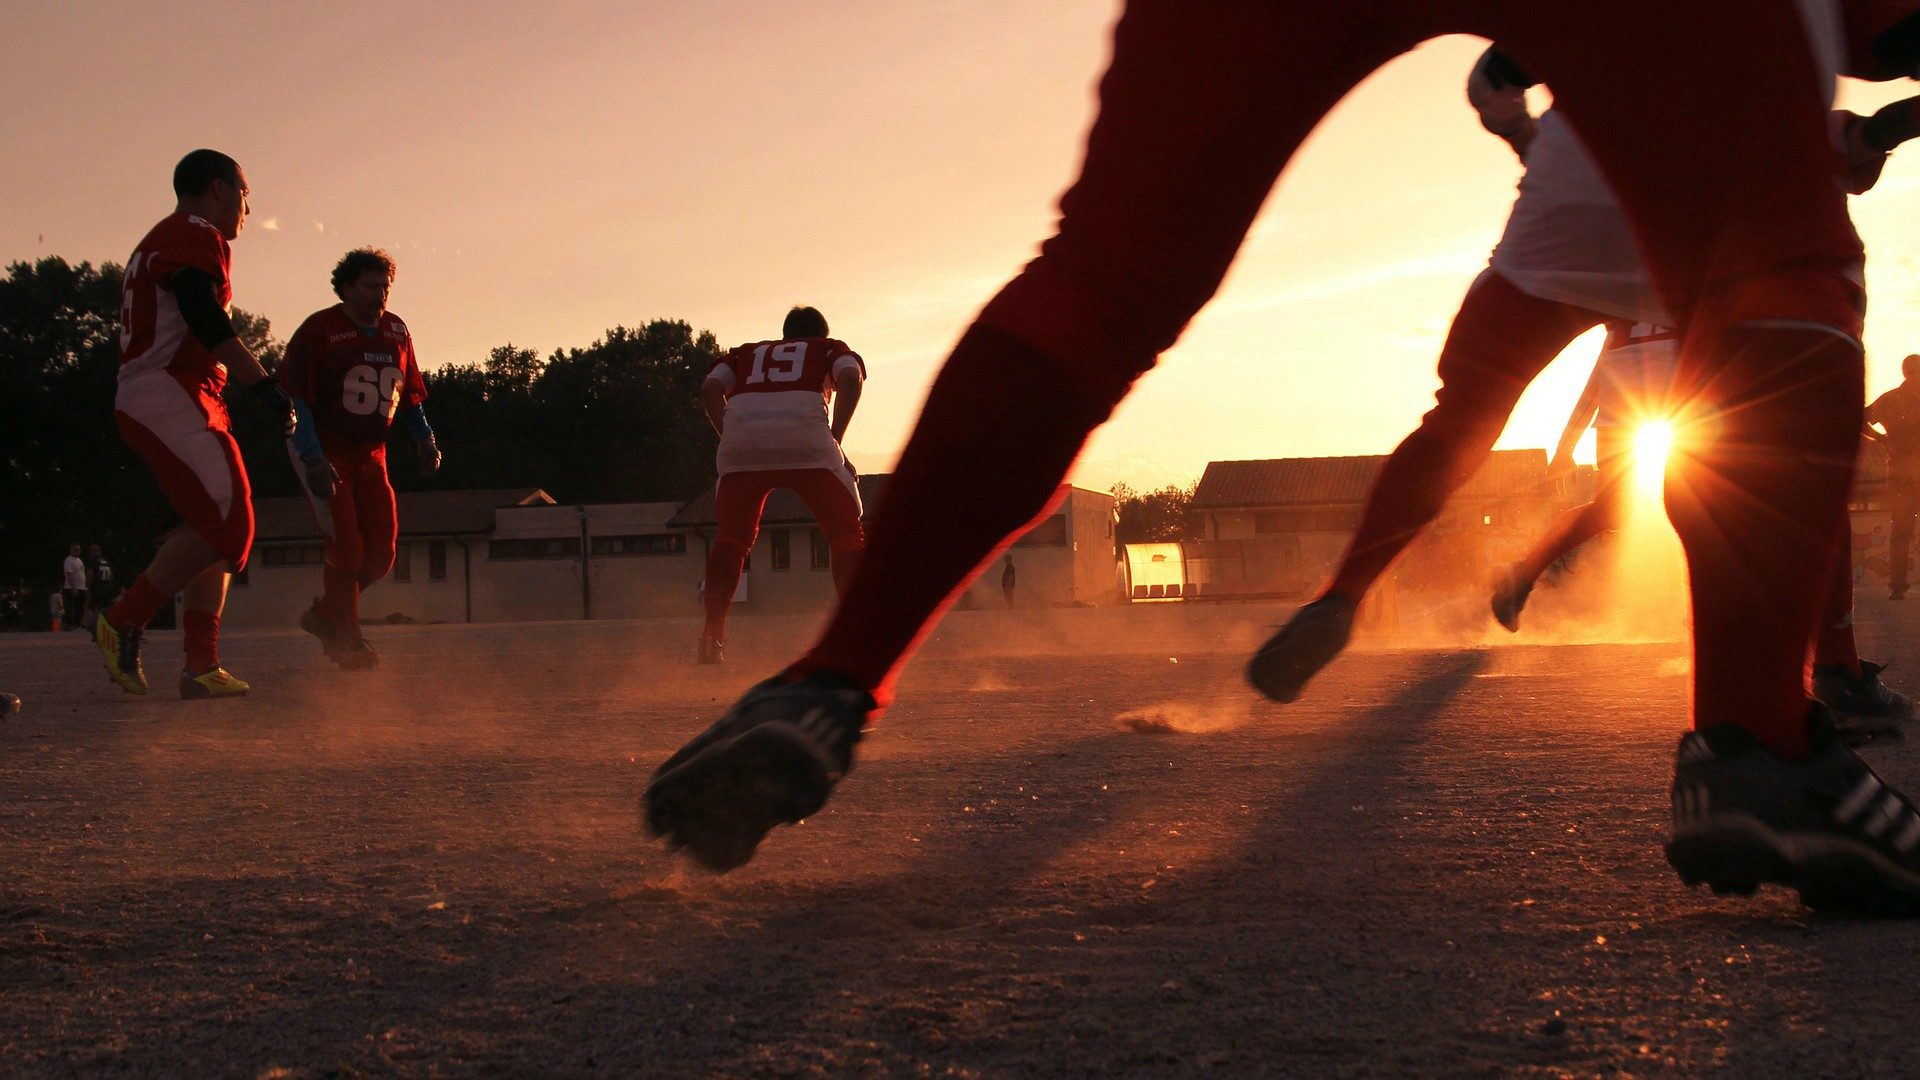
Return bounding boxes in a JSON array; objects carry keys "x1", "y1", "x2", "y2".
[
  {"x1": 711, "y1": 336, "x2": 863, "y2": 402},
  {"x1": 118, "y1": 211, "x2": 233, "y2": 392},
  {"x1": 280, "y1": 306, "x2": 428, "y2": 452}
]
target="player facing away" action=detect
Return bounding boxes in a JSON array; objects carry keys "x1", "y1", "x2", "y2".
[
  {"x1": 1866, "y1": 354, "x2": 1920, "y2": 598},
  {"x1": 96, "y1": 149, "x2": 305, "y2": 700},
  {"x1": 282, "y1": 248, "x2": 438, "y2": 670},
  {"x1": 648, "y1": 1, "x2": 1920, "y2": 913},
  {"x1": 694, "y1": 306, "x2": 865, "y2": 664}
]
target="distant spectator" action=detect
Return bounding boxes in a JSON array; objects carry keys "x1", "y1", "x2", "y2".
[
  {"x1": 1867, "y1": 354, "x2": 1920, "y2": 599},
  {"x1": 1001, "y1": 554, "x2": 1017, "y2": 608},
  {"x1": 61, "y1": 544, "x2": 86, "y2": 630},
  {"x1": 85, "y1": 544, "x2": 116, "y2": 624},
  {"x1": 49, "y1": 589, "x2": 65, "y2": 633}
]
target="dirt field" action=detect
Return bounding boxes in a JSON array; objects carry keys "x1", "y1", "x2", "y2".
[{"x1": 7, "y1": 593, "x2": 1920, "y2": 1078}]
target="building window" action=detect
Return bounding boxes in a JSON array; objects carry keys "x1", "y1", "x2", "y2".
[
  {"x1": 1013, "y1": 515, "x2": 1069, "y2": 546},
  {"x1": 258, "y1": 543, "x2": 326, "y2": 567},
  {"x1": 589, "y1": 533, "x2": 688, "y2": 557},
  {"x1": 810, "y1": 528, "x2": 830, "y2": 570},
  {"x1": 770, "y1": 528, "x2": 791, "y2": 571},
  {"x1": 488, "y1": 537, "x2": 583, "y2": 560},
  {"x1": 393, "y1": 542, "x2": 412, "y2": 582},
  {"x1": 429, "y1": 541, "x2": 447, "y2": 581}
]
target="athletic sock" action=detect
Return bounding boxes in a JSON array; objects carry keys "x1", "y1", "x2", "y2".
[
  {"x1": 106, "y1": 574, "x2": 166, "y2": 633},
  {"x1": 183, "y1": 609, "x2": 219, "y2": 674},
  {"x1": 1667, "y1": 326, "x2": 1864, "y2": 761},
  {"x1": 702, "y1": 541, "x2": 748, "y2": 641}
]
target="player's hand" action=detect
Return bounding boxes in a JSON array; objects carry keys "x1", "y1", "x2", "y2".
[
  {"x1": 251, "y1": 378, "x2": 296, "y2": 437},
  {"x1": 418, "y1": 437, "x2": 442, "y2": 477},
  {"x1": 1840, "y1": 112, "x2": 1891, "y2": 195},
  {"x1": 302, "y1": 455, "x2": 338, "y2": 501},
  {"x1": 841, "y1": 451, "x2": 858, "y2": 481}
]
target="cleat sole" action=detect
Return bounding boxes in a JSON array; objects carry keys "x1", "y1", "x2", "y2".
[
  {"x1": 645, "y1": 721, "x2": 839, "y2": 872},
  {"x1": 1666, "y1": 818, "x2": 1792, "y2": 898}
]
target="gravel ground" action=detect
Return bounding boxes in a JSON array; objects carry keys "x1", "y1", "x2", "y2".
[{"x1": 5, "y1": 592, "x2": 1920, "y2": 1078}]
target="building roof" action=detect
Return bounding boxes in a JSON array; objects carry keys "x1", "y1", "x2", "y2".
[
  {"x1": 667, "y1": 474, "x2": 892, "y2": 529},
  {"x1": 252, "y1": 488, "x2": 555, "y2": 542},
  {"x1": 1191, "y1": 449, "x2": 1550, "y2": 509}
]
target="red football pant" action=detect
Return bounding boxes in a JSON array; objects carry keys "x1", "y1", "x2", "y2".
[
  {"x1": 1512, "y1": 426, "x2": 1633, "y2": 588},
  {"x1": 1326, "y1": 272, "x2": 1603, "y2": 601},
  {"x1": 702, "y1": 467, "x2": 865, "y2": 642},
  {"x1": 317, "y1": 447, "x2": 397, "y2": 635},
  {"x1": 796, "y1": 0, "x2": 1863, "y2": 761}
]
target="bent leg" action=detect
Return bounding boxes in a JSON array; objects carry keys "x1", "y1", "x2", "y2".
[
  {"x1": 795, "y1": 2, "x2": 1429, "y2": 700},
  {"x1": 787, "y1": 466, "x2": 866, "y2": 596},
  {"x1": 1327, "y1": 272, "x2": 1599, "y2": 601},
  {"x1": 1512, "y1": 427, "x2": 1632, "y2": 585},
  {"x1": 703, "y1": 473, "x2": 775, "y2": 642}
]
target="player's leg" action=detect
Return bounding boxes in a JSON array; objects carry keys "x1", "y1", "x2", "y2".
[
  {"x1": 700, "y1": 472, "x2": 774, "y2": 659},
  {"x1": 1499, "y1": 4, "x2": 1920, "y2": 911},
  {"x1": 314, "y1": 453, "x2": 367, "y2": 656},
  {"x1": 1491, "y1": 425, "x2": 1632, "y2": 632},
  {"x1": 102, "y1": 402, "x2": 250, "y2": 694},
  {"x1": 1890, "y1": 482, "x2": 1917, "y2": 598},
  {"x1": 1811, "y1": 507, "x2": 1913, "y2": 738},
  {"x1": 176, "y1": 434, "x2": 253, "y2": 699},
  {"x1": 649, "y1": 1, "x2": 1435, "y2": 870},
  {"x1": 1248, "y1": 276, "x2": 1600, "y2": 699},
  {"x1": 338, "y1": 452, "x2": 396, "y2": 669},
  {"x1": 786, "y1": 466, "x2": 865, "y2": 596}
]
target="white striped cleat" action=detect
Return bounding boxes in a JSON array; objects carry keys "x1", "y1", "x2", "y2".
[{"x1": 1667, "y1": 704, "x2": 1920, "y2": 915}]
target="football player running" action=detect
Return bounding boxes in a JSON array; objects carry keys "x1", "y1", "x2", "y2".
[
  {"x1": 97, "y1": 149, "x2": 305, "y2": 699},
  {"x1": 282, "y1": 248, "x2": 438, "y2": 669},
  {"x1": 694, "y1": 306, "x2": 866, "y2": 665}
]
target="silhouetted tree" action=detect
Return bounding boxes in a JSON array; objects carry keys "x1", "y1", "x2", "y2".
[{"x1": 1112, "y1": 481, "x2": 1199, "y2": 543}]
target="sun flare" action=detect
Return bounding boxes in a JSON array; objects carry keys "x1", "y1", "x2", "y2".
[{"x1": 1632, "y1": 420, "x2": 1674, "y2": 495}]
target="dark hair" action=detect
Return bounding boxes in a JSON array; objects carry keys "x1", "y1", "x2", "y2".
[
  {"x1": 172, "y1": 149, "x2": 241, "y2": 199},
  {"x1": 782, "y1": 306, "x2": 828, "y2": 339},
  {"x1": 331, "y1": 248, "x2": 397, "y2": 300}
]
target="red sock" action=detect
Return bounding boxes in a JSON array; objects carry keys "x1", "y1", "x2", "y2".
[
  {"x1": 183, "y1": 610, "x2": 219, "y2": 674},
  {"x1": 702, "y1": 541, "x2": 748, "y2": 641},
  {"x1": 321, "y1": 566, "x2": 360, "y2": 634},
  {"x1": 795, "y1": 324, "x2": 1119, "y2": 701},
  {"x1": 106, "y1": 574, "x2": 166, "y2": 633},
  {"x1": 1812, "y1": 529, "x2": 1862, "y2": 676},
  {"x1": 1667, "y1": 327, "x2": 1864, "y2": 760}
]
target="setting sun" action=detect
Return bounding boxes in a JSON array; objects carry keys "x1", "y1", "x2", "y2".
[{"x1": 1632, "y1": 420, "x2": 1674, "y2": 494}]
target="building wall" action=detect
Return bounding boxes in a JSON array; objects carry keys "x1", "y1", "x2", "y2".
[{"x1": 225, "y1": 539, "x2": 475, "y2": 629}]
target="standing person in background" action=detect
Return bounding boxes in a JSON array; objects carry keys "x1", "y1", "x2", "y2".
[
  {"x1": 48, "y1": 590, "x2": 63, "y2": 634},
  {"x1": 693, "y1": 306, "x2": 865, "y2": 665},
  {"x1": 1001, "y1": 554, "x2": 1016, "y2": 608},
  {"x1": 60, "y1": 545, "x2": 86, "y2": 631},
  {"x1": 282, "y1": 248, "x2": 437, "y2": 670},
  {"x1": 84, "y1": 544, "x2": 115, "y2": 627},
  {"x1": 1867, "y1": 354, "x2": 1920, "y2": 599},
  {"x1": 95, "y1": 148, "x2": 308, "y2": 700}
]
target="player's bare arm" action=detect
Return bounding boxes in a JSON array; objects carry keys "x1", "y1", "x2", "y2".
[
  {"x1": 701, "y1": 376, "x2": 728, "y2": 436},
  {"x1": 830, "y1": 366, "x2": 861, "y2": 443}
]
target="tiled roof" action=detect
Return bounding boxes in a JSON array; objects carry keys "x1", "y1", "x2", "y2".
[
  {"x1": 252, "y1": 488, "x2": 554, "y2": 541},
  {"x1": 1191, "y1": 449, "x2": 1550, "y2": 509},
  {"x1": 667, "y1": 474, "x2": 892, "y2": 529}
]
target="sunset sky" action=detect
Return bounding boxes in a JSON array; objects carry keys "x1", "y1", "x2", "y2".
[{"x1": 9, "y1": 1, "x2": 1920, "y2": 492}]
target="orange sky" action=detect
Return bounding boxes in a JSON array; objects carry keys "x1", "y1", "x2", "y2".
[{"x1": 8, "y1": 2, "x2": 1920, "y2": 492}]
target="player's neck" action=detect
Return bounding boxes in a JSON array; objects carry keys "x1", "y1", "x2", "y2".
[{"x1": 339, "y1": 302, "x2": 381, "y2": 330}]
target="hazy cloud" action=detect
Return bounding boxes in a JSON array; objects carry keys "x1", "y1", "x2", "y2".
[{"x1": 260, "y1": 217, "x2": 281, "y2": 231}]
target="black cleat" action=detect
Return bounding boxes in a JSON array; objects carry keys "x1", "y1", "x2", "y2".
[
  {"x1": 645, "y1": 670, "x2": 874, "y2": 872},
  {"x1": 1, "y1": 692, "x2": 18, "y2": 718},
  {"x1": 1667, "y1": 706, "x2": 1920, "y2": 915},
  {"x1": 1490, "y1": 563, "x2": 1533, "y2": 633},
  {"x1": 696, "y1": 635, "x2": 725, "y2": 665},
  {"x1": 1814, "y1": 660, "x2": 1914, "y2": 743},
  {"x1": 1246, "y1": 594, "x2": 1356, "y2": 703}
]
